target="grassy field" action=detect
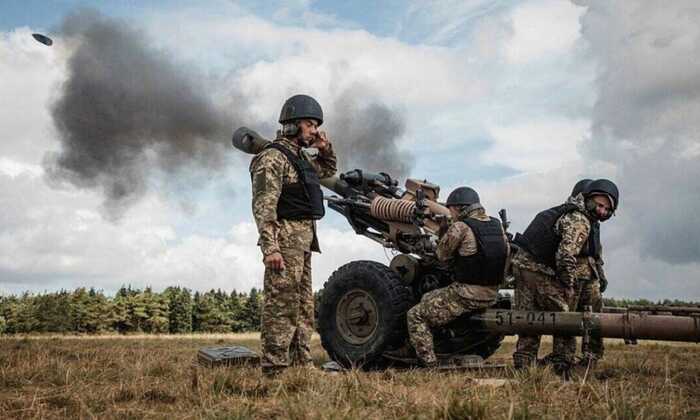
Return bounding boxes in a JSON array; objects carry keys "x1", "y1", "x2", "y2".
[{"x1": 1, "y1": 334, "x2": 699, "y2": 419}]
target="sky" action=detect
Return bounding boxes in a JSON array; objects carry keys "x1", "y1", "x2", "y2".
[{"x1": 0, "y1": 0, "x2": 698, "y2": 301}]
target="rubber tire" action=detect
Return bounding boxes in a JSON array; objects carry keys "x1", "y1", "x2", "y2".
[{"x1": 318, "y1": 260, "x2": 412, "y2": 368}]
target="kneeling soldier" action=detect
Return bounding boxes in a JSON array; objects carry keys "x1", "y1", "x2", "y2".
[{"x1": 407, "y1": 187, "x2": 510, "y2": 368}]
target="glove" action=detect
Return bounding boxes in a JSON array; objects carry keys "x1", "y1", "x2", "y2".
[{"x1": 599, "y1": 277, "x2": 608, "y2": 293}]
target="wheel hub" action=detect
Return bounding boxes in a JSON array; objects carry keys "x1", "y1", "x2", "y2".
[{"x1": 336, "y1": 289, "x2": 379, "y2": 345}]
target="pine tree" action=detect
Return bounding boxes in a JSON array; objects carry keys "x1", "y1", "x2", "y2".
[
  {"x1": 191, "y1": 291, "x2": 202, "y2": 332},
  {"x1": 143, "y1": 289, "x2": 169, "y2": 333},
  {"x1": 6, "y1": 294, "x2": 37, "y2": 333},
  {"x1": 111, "y1": 294, "x2": 131, "y2": 333},
  {"x1": 228, "y1": 290, "x2": 244, "y2": 332},
  {"x1": 240, "y1": 288, "x2": 262, "y2": 331},
  {"x1": 165, "y1": 287, "x2": 192, "y2": 334},
  {"x1": 193, "y1": 292, "x2": 232, "y2": 333}
]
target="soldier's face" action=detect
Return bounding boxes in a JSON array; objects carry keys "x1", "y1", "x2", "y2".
[
  {"x1": 448, "y1": 206, "x2": 460, "y2": 219},
  {"x1": 592, "y1": 195, "x2": 613, "y2": 220},
  {"x1": 298, "y1": 119, "x2": 319, "y2": 145}
]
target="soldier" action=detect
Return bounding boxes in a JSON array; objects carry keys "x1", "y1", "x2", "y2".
[
  {"x1": 249, "y1": 94, "x2": 337, "y2": 376},
  {"x1": 407, "y1": 187, "x2": 509, "y2": 368},
  {"x1": 564, "y1": 179, "x2": 609, "y2": 366},
  {"x1": 512, "y1": 179, "x2": 619, "y2": 375}
]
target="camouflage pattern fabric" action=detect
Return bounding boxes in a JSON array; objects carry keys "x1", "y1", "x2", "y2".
[
  {"x1": 512, "y1": 262, "x2": 575, "y2": 369},
  {"x1": 260, "y1": 249, "x2": 314, "y2": 369},
  {"x1": 250, "y1": 137, "x2": 337, "y2": 256},
  {"x1": 510, "y1": 195, "x2": 593, "y2": 282},
  {"x1": 407, "y1": 282, "x2": 498, "y2": 366},
  {"x1": 573, "y1": 278, "x2": 604, "y2": 360},
  {"x1": 554, "y1": 195, "x2": 592, "y2": 288},
  {"x1": 250, "y1": 135, "x2": 337, "y2": 371},
  {"x1": 408, "y1": 206, "x2": 505, "y2": 366}
]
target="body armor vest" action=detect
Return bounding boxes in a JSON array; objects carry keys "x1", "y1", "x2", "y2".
[
  {"x1": 265, "y1": 143, "x2": 325, "y2": 220},
  {"x1": 453, "y1": 217, "x2": 508, "y2": 286},
  {"x1": 514, "y1": 203, "x2": 600, "y2": 269}
]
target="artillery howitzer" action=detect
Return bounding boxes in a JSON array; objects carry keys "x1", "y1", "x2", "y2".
[{"x1": 233, "y1": 127, "x2": 700, "y2": 369}]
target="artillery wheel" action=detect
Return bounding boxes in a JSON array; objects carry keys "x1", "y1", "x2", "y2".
[{"x1": 318, "y1": 260, "x2": 412, "y2": 368}]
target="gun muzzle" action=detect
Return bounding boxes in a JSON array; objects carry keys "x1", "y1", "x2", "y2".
[{"x1": 232, "y1": 127, "x2": 271, "y2": 155}]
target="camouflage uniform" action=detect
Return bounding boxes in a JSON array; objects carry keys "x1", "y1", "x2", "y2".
[
  {"x1": 407, "y1": 207, "x2": 508, "y2": 367},
  {"x1": 512, "y1": 195, "x2": 592, "y2": 369},
  {"x1": 571, "y1": 229, "x2": 606, "y2": 361},
  {"x1": 250, "y1": 136, "x2": 336, "y2": 372}
]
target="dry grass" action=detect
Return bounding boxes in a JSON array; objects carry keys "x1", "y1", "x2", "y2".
[{"x1": 1, "y1": 334, "x2": 698, "y2": 419}]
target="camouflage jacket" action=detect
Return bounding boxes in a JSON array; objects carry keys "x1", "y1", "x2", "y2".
[
  {"x1": 436, "y1": 207, "x2": 510, "y2": 292},
  {"x1": 512, "y1": 195, "x2": 604, "y2": 285},
  {"x1": 249, "y1": 136, "x2": 337, "y2": 256}
]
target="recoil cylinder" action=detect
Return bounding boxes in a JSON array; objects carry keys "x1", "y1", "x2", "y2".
[{"x1": 370, "y1": 196, "x2": 416, "y2": 223}]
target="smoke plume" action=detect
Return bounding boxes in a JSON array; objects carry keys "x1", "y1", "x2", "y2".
[
  {"x1": 45, "y1": 10, "x2": 237, "y2": 218},
  {"x1": 575, "y1": 1, "x2": 700, "y2": 264},
  {"x1": 327, "y1": 87, "x2": 414, "y2": 179},
  {"x1": 45, "y1": 10, "x2": 413, "y2": 219}
]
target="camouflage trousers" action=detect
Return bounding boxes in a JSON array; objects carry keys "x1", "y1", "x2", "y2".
[
  {"x1": 407, "y1": 283, "x2": 498, "y2": 366},
  {"x1": 512, "y1": 265, "x2": 575, "y2": 369},
  {"x1": 572, "y1": 278, "x2": 604, "y2": 360},
  {"x1": 261, "y1": 248, "x2": 314, "y2": 371}
]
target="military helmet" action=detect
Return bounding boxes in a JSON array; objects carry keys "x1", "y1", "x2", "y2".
[
  {"x1": 584, "y1": 178, "x2": 619, "y2": 211},
  {"x1": 571, "y1": 178, "x2": 592, "y2": 197},
  {"x1": 446, "y1": 187, "x2": 480, "y2": 207},
  {"x1": 279, "y1": 94, "x2": 323, "y2": 126}
]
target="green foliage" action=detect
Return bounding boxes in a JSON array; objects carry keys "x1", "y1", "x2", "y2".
[
  {"x1": 603, "y1": 297, "x2": 699, "y2": 307},
  {"x1": 164, "y1": 287, "x2": 193, "y2": 334},
  {"x1": 239, "y1": 288, "x2": 262, "y2": 332},
  {"x1": 0, "y1": 285, "x2": 266, "y2": 335}
]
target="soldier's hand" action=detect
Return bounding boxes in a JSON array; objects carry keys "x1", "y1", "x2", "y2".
[
  {"x1": 264, "y1": 252, "x2": 286, "y2": 272},
  {"x1": 599, "y1": 277, "x2": 608, "y2": 293},
  {"x1": 312, "y1": 131, "x2": 330, "y2": 152}
]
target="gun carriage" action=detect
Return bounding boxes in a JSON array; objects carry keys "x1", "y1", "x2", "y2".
[{"x1": 233, "y1": 127, "x2": 700, "y2": 369}]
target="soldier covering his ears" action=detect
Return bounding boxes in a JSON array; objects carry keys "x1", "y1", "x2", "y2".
[{"x1": 249, "y1": 94, "x2": 337, "y2": 376}]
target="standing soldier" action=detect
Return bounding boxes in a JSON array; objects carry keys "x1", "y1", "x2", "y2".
[
  {"x1": 407, "y1": 187, "x2": 509, "y2": 368},
  {"x1": 512, "y1": 179, "x2": 619, "y2": 375},
  {"x1": 249, "y1": 94, "x2": 337, "y2": 376}
]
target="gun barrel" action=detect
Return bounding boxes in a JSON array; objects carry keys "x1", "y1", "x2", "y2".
[
  {"x1": 320, "y1": 176, "x2": 353, "y2": 197},
  {"x1": 472, "y1": 310, "x2": 700, "y2": 343}
]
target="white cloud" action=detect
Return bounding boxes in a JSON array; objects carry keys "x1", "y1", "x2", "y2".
[
  {"x1": 482, "y1": 118, "x2": 589, "y2": 173},
  {"x1": 505, "y1": 0, "x2": 585, "y2": 64},
  {"x1": 1, "y1": 3, "x2": 697, "y2": 303},
  {"x1": 0, "y1": 28, "x2": 65, "y2": 164}
]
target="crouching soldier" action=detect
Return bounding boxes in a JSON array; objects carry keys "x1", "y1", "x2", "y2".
[
  {"x1": 407, "y1": 187, "x2": 510, "y2": 368},
  {"x1": 512, "y1": 178, "x2": 619, "y2": 375}
]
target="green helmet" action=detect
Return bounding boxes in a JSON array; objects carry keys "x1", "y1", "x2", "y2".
[
  {"x1": 584, "y1": 179, "x2": 620, "y2": 212},
  {"x1": 446, "y1": 187, "x2": 480, "y2": 207},
  {"x1": 571, "y1": 179, "x2": 592, "y2": 197},
  {"x1": 279, "y1": 94, "x2": 323, "y2": 126}
]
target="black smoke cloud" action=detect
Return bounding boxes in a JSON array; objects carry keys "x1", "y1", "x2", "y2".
[
  {"x1": 326, "y1": 87, "x2": 414, "y2": 179},
  {"x1": 575, "y1": 1, "x2": 700, "y2": 264},
  {"x1": 45, "y1": 10, "x2": 238, "y2": 218},
  {"x1": 45, "y1": 11, "x2": 413, "y2": 218}
]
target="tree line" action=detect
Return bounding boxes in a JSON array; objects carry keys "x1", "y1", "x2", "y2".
[
  {"x1": 0, "y1": 287, "x2": 696, "y2": 335},
  {"x1": 0, "y1": 286, "x2": 264, "y2": 335}
]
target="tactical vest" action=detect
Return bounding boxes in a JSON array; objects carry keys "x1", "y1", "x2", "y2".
[
  {"x1": 265, "y1": 143, "x2": 325, "y2": 220},
  {"x1": 514, "y1": 203, "x2": 601, "y2": 269},
  {"x1": 452, "y1": 217, "x2": 508, "y2": 286}
]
